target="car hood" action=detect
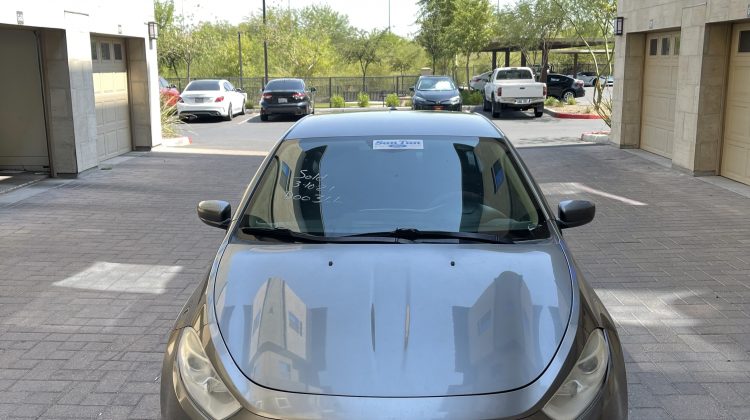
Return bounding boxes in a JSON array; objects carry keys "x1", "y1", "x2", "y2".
[
  {"x1": 214, "y1": 242, "x2": 573, "y2": 397},
  {"x1": 414, "y1": 90, "x2": 459, "y2": 102}
]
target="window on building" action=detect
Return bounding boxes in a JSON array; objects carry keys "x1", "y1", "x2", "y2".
[
  {"x1": 100, "y1": 42, "x2": 111, "y2": 60},
  {"x1": 113, "y1": 43, "x2": 123, "y2": 60},
  {"x1": 661, "y1": 37, "x2": 670, "y2": 55},
  {"x1": 288, "y1": 312, "x2": 302, "y2": 336},
  {"x1": 91, "y1": 41, "x2": 98, "y2": 60},
  {"x1": 649, "y1": 38, "x2": 658, "y2": 56},
  {"x1": 674, "y1": 36, "x2": 680, "y2": 55},
  {"x1": 740, "y1": 31, "x2": 750, "y2": 53}
]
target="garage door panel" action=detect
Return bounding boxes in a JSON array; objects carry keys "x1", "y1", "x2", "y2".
[
  {"x1": 729, "y1": 66, "x2": 750, "y2": 96},
  {"x1": 641, "y1": 31, "x2": 680, "y2": 159},
  {"x1": 92, "y1": 37, "x2": 131, "y2": 161},
  {"x1": 721, "y1": 23, "x2": 750, "y2": 185}
]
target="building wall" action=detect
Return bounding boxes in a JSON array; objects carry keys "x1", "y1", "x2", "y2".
[
  {"x1": 0, "y1": 0, "x2": 159, "y2": 175},
  {"x1": 612, "y1": 0, "x2": 750, "y2": 175}
]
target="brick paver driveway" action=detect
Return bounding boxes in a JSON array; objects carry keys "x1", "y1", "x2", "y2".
[{"x1": 1, "y1": 143, "x2": 749, "y2": 419}]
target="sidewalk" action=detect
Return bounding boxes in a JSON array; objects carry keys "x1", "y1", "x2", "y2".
[{"x1": 0, "y1": 145, "x2": 749, "y2": 418}]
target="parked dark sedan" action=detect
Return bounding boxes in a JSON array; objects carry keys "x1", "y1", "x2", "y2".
[
  {"x1": 547, "y1": 74, "x2": 586, "y2": 102},
  {"x1": 410, "y1": 76, "x2": 462, "y2": 111},
  {"x1": 259, "y1": 78, "x2": 315, "y2": 121},
  {"x1": 160, "y1": 112, "x2": 627, "y2": 420}
]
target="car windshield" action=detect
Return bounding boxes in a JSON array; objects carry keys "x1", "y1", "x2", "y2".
[
  {"x1": 495, "y1": 69, "x2": 533, "y2": 80},
  {"x1": 239, "y1": 136, "x2": 549, "y2": 241},
  {"x1": 265, "y1": 79, "x2": 304, "y2": 91},
  {"x1": 417, "y1": 78, "x2": 456, "y2": 91},
  {"x1": 185, "y1": 81, "x2": 220, "y2": 91}
]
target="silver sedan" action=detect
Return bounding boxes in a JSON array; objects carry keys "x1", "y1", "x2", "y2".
[{"x1": 160, "y1": 111, "x2": 627, "y2": 420}]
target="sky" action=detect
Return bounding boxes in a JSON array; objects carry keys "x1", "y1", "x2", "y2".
[{"x1": 175, "y1": 0, "x2": 517, "y2": 38}]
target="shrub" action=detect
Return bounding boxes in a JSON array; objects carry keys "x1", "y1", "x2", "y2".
[
  {"x1": 245, "y1": 99, "x2": 254, "y2": 109},
  {"x1": 385, "y1": 93, "x2": 400, "y2": 107},
  {"x1": 357, "y1": 92, "x2": 370, "y2": 108},
  {"x1": 330, "y1": 95, "x2": 345, "y2": 108},
  {"x1": 566, "y1": 96, "x2": 577, "y2": 106},
  {"x1": 160, "y1": 101, "x2": 184, "y2": 139},
  {"x1": 460, "y1": 90, "x2": 483, "y2": 106},
  {"x1": 544, "y1": 97, "x2": 561, "y2": 107}
]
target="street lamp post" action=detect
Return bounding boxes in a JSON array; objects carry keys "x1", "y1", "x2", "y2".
[
  {"x1": 238, "y1": 31, "x2": 243, "y2": 89},
  {"x1": 262, "y1": 0, "x2": 269, "y2": 86}
]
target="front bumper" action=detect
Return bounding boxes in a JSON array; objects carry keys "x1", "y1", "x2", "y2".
[
  {"x1": 161, "y1": 326, "x2": 627, "y2": 420},
  {"x1": 177, "y1": 102, "x2": 229, "y2": 117},
  {"x1": 412, "y1": 102, "x2": 461, "y2": 111}
]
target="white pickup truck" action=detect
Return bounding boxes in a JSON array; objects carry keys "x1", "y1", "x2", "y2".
[{"x1": 483, "y1": 67, "x2": 547, "y2": 118}]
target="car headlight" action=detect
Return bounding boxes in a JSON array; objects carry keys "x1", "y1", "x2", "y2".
[
  {"x1": 542, "y1": 329, "x2": 609, "y2": 419},
  {"x1": 177, "y1": 327, "x2": 241, "y2": 420},
  {"x1": 413, "y1": 96, "x2": 426, "y2": 103},
  {"x1": 449, "y1": 96, "x2": 461, "y2": 104}
]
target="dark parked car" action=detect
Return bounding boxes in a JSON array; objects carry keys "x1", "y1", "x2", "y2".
[
  {"x1": 547, "y1": 73, "x2": 586, "y2": 102},
  {"x1": 160, "y1": 111, "x2": 627, "y2": 420},
  {"x1": 259, "y1": 78, "x2": 315, "y2": 121},
  {"x1": 410, "y1": 76, "x2": 462, "y2": 111}
]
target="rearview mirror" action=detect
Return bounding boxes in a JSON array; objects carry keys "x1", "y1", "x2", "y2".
[
  {"x1": 557, "y1": 200, "x2": 595, "y2": 229},
  {"x1": 197, "y1": 200, "x2": 232, "y2": 229}
]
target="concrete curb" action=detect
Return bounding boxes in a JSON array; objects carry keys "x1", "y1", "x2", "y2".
[
  {"x1": 544, "y1": 108, "x2": 602, "y2": 120},
  {"x1": 161, "y1": 136, "x2": 192, "y2": 147},
  {"x1": 581, "y1": 131, "x2": 611, "y2": 144}
]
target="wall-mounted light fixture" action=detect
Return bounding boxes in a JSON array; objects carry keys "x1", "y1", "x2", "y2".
[
  {"x1": 147, "y1": 21, "x2": 158, "y2": 40},
  {"x1": 118, "y1": 24, "x2": 123, "y2": 35},
  {"x1": 16, "y1": 11, "x2": 24, "y2": 25},
  {"x1": 615, "y1": 17, "x2": 624, "y2": 36}
]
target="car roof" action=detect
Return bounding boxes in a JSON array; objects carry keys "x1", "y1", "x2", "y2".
[{"x1": 284, "y1": 111, "x2": 503, "y2": 139}]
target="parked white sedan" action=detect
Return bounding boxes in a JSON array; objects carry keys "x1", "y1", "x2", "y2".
[{"x1": 177, "y1": 79, "x2": 247, "y2": 121}]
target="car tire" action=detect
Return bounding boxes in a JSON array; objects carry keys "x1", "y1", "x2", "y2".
[
  {"x1": 240, "y1": 101, "x2": 246, "y2": 115},
  {"x1": 534, "y1": 108, "x2": 544, "y2": 118},
  {"x1": 224, "y1": 104, "x2": 233, "y2": 121},
  {"x1": 483, "y1": 96, "x2": 491, "y2": 112},
  {"x1": 260, "y1": 114, "x2": 269, "y2": 121},
  {"x1": 562, "y1": 90, "x2": 575, "y2": 103},
  {"x1": 491, "y1": 97, "x2": 500, "y2": 118}
]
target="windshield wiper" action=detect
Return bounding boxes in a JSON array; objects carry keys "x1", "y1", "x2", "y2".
[
  {"x1": 240, "y1": 227, "x2": 396, "y2": 243},
  {"x1": 346, "y1": 228, "x2": 514, "y2": 244}
]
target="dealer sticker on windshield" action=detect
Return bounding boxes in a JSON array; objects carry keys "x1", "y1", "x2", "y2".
[{"x1": 373, "y1": 139, "x2": 424, "y2": 150}]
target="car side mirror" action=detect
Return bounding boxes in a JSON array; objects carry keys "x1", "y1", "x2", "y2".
[
  {"x1": 557, "y1": 200, "x2": 595, "y2": 229},
  {"x1": 235, "y1": 88, "x2": 245, "y2": 93},
  {"x1": 169, "y1": 84, "x2": 177, "y2": 89},
  {"x1": 197, "y1": 200, "x2": 231, "y2": 229},
  {"x1": 310, "y1": 87, "x2": 317, "y2": 92},
  {"x1": 409, "y1": 86, "x2": 415, "y2": 92}
]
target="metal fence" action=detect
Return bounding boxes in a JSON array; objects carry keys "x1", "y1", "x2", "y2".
[{"x1": 165, "y1": 75, "x2": 422, "y2": 105}]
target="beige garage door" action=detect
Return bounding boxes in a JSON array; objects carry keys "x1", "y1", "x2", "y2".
[
  {"x1": 721, "y1": 23, "x2": 750, "y2": 185},
  {"x1": 641, "y1": 32, "x2": 680, "y2": 158},
  {"x1": 92, "y1": 37, "x2": 131, "y2": 161}
]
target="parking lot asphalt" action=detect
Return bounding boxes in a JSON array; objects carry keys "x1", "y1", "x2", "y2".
[
  {"x1": 2, "y1": 111, "x2": 750, "y2": 419},
  {"x1": 171, "y1": 108, "x2": 609, "y2": 155}
]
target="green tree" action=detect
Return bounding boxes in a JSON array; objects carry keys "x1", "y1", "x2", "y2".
[
  {"x1": 451, "y1": 0, "x2": 494, "y2": 87},
  {"x1": 416, "y1": 0, "x2": 458, "y2": 74},
  {"x1": 550, "y1": 0, "x2": 616, "y2": 125},
  {"x1": 344, "y1": 29, "x2": 388, "y2": 91},
  {"x1": 495, "y1": 0, "x2": 568, "y2": 82}
]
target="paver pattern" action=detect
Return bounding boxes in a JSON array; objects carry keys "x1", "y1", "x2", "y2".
[
  {"x1": 526, "y1": 145, "x2": 750, "y2": 420},
  {"x1": 0, "y1": 141, "x2": 749, "y2": 419}
]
